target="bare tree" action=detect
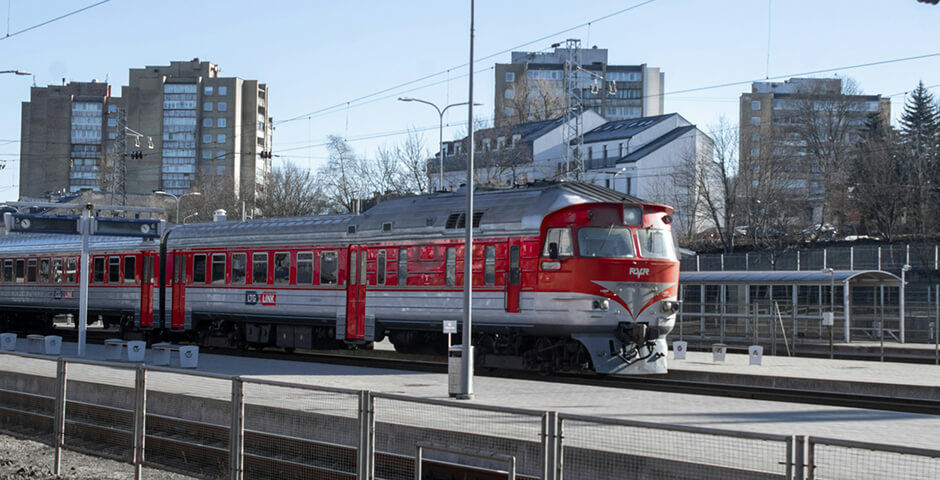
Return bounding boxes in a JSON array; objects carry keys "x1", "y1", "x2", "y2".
[
  {"x1": 320, "y1": 135, "x2": 360, "y2": 213},
  {"x1": 186, "y1": 171, "x2": 241, "y2": 223},
  {"x1": 850, "y1": 113, "x2": 905, "y2": 241},
  {"x1": 498, "y1": 77, "x2": 565, "y2": 127},
  {"x1": 257, "y1": 161, "x2": 328, "y2": 217},
  {"x1": 396, "y1": 129, "x2": 430, "y2": 194}
]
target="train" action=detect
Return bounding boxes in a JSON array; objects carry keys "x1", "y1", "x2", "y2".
[{"x1": 0, "y1": 181, "x2": 680, "y2": 374}]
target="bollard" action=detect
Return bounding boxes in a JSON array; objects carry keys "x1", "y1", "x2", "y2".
[
  {"x1": 749, "y1": 345, "x2": 763, "y2": 366},
  {"x1": 126, "y1": 341, "x2": 146, "y2": 362},
  {"x1": 0, "y1": 333, "x2": 16, "y2": 351},
  {"x1": 712, "y1": 343, "x2": 727, "y2": 362},
  {"x1": 27, "y1": 335, "x2": 45, "y2": 354},
  {"x1": 178, "y1": 346, "x2": 199, "y2": 368},
  {"x1": 43, "y1": 336, "x2": 62, "y2": 355},
  {"x1": 673, "y1": 341, "x2": 687, "y2": 360}
]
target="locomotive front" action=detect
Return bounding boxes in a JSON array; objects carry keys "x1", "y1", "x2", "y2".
[{"x1": 538, "y1": 201, "x2": 679, "y2": 374}]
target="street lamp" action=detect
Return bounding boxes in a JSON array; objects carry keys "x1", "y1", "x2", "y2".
[
  {"x1": 901, "y1": 264, "x2": 911, "y2": 344},
  {"x1": 397, "y1": 97, "x2": 481, "y2": 191},
  {"x1": 0, "y1": 70, "x2": 30, "y2": 76},
  {"x1": 154, "y1": 190, "x2": 201, "y2": 224},
  {"x1": 600, "y1": 167, "x2": 627, "y2": 193},
  {"x1": 183, "y1": 212, "x2": 199, "y2": 224}
]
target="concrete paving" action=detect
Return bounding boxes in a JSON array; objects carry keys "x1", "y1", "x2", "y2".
[{"x1": 4, "y1": 336, "x2": 940, "y2": 451}]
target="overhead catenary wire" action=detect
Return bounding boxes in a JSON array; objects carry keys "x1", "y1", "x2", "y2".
[{"x1": 0, "y1": 0, "x2": 111, "y2": 41}]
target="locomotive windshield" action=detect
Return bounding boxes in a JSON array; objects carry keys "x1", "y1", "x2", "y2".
[
  {"x1": 637, "y1": 228, "x2": 677, "y2": 260},
  {"x1": 577, "y1": 227, "x2": 636, "y2": 258}
]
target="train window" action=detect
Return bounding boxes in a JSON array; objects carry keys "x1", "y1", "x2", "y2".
[
  {"x1": 320, "y1": 251, "x2": 337, "y2": 285},
  {"x1": 66, "y1": 258, "x2": 77, "y2": 283},
  {"x1": 143, "y1": 257, "x2": 153, "y2": 284},
  {"x1": 252, "y1": 252, "x2": 268, "y2": 284},
  {"x1": 193, "y1": 254, "x2": 207, "y2": 284},
  {"x1": 2, "y1": 260, "x2": 11, "y2": 282},
  {"x1": 577, "y1": 227, "x2": 635, "y2": 258},
  {"x1": 484, "y1": 245, "x2": 495, "y2": 286},
  {"x1": 637, "y1": 228, "x2": 677, "y2": 260},
  {"x1": 542, "y1": 228, "x2": 573, "y2": 257},
  {"x1": 15, "y1": 259, "x2": 24, "y2": 283},
  {"x1": 376, "y1": 250, "x2": 386, "y2": 286},
  {"x1": 27, "y1": 259, "x2": 37, "y2": 283},
  {"x1": 53, "y1": 259, "x2": 63, "y2": 283},
  {"x1": 296, "y1": 252, "x2": 313, "y2": 284},
  {"x1": 231, "y1": 253, "x2": 247, "y2": 284},
  {"x1": 359, "y1": 250, "x2": 367, "y2": 286},
  {"x1": 445, "y1": 247, "x2": 456, "y2": 287},
  {"x1": 108, "y1": 257, "x2": 120, "y2": 283},
  {"x1": 509, "y1": 246, "x2": 520, "y2": 285},
  {"x1": 124, "y1": 256, "x2": 136, "y2": 283},
  {"x1": 349, "y1": 251, "x2": 357, "y2": 286},
  {"x1": 39, "y1": 259, "x2": 50, "y2": 283},
  {"x1": 398, "y1": 248, "x2": 407, "y2": 286},
  {"x1": 211, "y1": 253, "x2": 226, "y2": 284},
  {"x1": 274, "y1": 252, "x2": 290, "y2": 284},
  {"x1": 93, "y1": 257, "x2": 105, "y2": 283}
]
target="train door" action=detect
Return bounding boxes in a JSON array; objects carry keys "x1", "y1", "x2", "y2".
[
  {"x1": 171, "y1": 252, "x2": 187, "y2": 329},
  {"x1": 505, "y1": 240, "x2": 521, "y2": 313},
  {"x1": 139, "y1": 253, "x2": 154, "y2": 328},
  {"x1": 345, "y1": 245, "x2": 367, "y2": 340}
]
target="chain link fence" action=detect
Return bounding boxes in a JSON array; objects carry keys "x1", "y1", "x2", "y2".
[{"x1": 0, "y1": 350, "x2": 938, "y2": 479}]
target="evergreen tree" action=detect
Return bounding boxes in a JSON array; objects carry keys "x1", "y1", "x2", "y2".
[{"x1": 898, "y1": 81, "x2": 940, "y2": 235}]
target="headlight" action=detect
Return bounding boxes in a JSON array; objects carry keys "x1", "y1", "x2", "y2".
[
  {"x1": 660, "y1": 301, "x2": 680, "y2": 314},
  {"x1": 592, "y1": 299, "x2": 610, "y2": 311}
]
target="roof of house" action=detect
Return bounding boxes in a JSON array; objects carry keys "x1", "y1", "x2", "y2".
[
  {"x1": 581, "y1": 114, "x2": 676, "y2": 143},
  {"x1": 621, "y1": 125, "x2": 697, "y2": 164}
]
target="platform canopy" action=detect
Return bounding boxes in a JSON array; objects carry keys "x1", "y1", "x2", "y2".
[{"x1": 680, "y1": 270, "x2": 901, "y2": 287}]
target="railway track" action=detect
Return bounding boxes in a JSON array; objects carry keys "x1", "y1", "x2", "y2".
[{"x1": 46, "y1": 325, "x2": 940, "y2": 416}]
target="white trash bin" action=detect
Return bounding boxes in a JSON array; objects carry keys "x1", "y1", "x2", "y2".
[
  {"x1": 43, "y1": 336, "x2": 62, "y2": 355},
  {"x1": 27, "y1": 335, "x2": 44, "y2": 354},
  {"x1": 672, "y1": 341, "x2": 687, "y2": 360},
  {"x1": 749, "y1": 345, "x2": 764, "y2": 366},
  {"x1": 104, "y1": 339, "x2": 124, "y2": 361},
  {"x1": 712, "y1": 343, "x2": 727, "y2": 362},
  {"x1": 127, "y1": 341, "x2": 146, "y2": 362},
  {"x1": 178, "y1": 346, "x2": 199, "y2": 368},
  {"x1": 152, "y1": 343, "x2": 173, "y2": 366},
  {"x1": 0, "y1": 333, "x2": 16, "y2": 351}
]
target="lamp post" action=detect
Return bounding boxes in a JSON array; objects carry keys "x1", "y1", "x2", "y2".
[
  {"x1": 397, "y1": 97, "x2": 481, "y2": 191},
  {"x1": 901, "y1": 264, "x2": 911, "y2": 344},
  {"x1": 183, "y1": 212, "x2": 199, "y2": 224},
  {"x1": 600, "y1": 167, "x2": 627, "y2": 193},
  {"x1": 0, "y1": 70, "x2": 30, "y2": 76},
  {"x1": 154, "y1": 190, "x2": 201, "y2": 224}
]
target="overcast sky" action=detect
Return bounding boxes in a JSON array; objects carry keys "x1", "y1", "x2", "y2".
[{"x1": 1, "y1": 0, "x2": 938, "y2": 202}]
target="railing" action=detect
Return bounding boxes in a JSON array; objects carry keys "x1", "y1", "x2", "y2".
[{"x1": 0, "y1": 351, "x2": 938, "y2": 479}]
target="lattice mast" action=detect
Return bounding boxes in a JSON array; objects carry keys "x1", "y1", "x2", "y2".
[{"x1": 563, "y1": 38, "x2": 583, "y2": 180}]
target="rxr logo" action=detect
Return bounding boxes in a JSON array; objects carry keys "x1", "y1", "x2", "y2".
[{"x1": 629, "y1": 267, "x2": 650, "y2": 279}]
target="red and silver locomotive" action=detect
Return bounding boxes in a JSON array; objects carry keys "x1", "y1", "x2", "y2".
[{"x1": 0, "y1": 182, "x2": 679, "y2": 374}]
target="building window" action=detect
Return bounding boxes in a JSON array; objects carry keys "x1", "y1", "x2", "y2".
[
  {"x1": 504, "y1": 88, "x2": 514, "y2": 99},
  {"x1": 618, "y1": 142, "x2": 624, "y2": 157},
  {"x1": 108, "y1": 105, "x2": 117, "y2": 113},
  {"x1": 202, "y1": 134, "x2": 212, "y2": 143},
  {"x1": 751, "y1": 100, "x2": 761, "y2": 110},
  {"x1": 202, "y1": 118, "x2": 212, "y2": 127},
  {"x1": 218, "y1": 86, "x2": 227, "y2": 96},
  {"x1": 218, "y1": 102, "x2": 227, "y2": 112},
  {"x1": 750, "y1": 116, "x2": 760, "y2": 126},
  {"x1": 505, "y1": 72, "x2": 515, "y2": 83},
  {"x1": 217, "y1": 117, "x2": 226, "y2": 128},
  {"x1": 217, "y1": 134, "x2": 226, "y2": 143},
  {"x1": 202, "y1": 150, "x2": 211, "y2": 159},
  {"x1": 751, "y1": 148, "x2": 760, "y2": 158},
  {"x1": 204, "y1": 86, "x2": 214, "y2": 96},
  {"x1": 751, "y1": 133, "x2": 759, "y2": 142},
  {"x1": 216, "y1": 166, "x2": 225, "y2": 175},
  {"x1": 107, "y1": 118, "x2": 117, "y2": 127},
  {"x1": 504, "y1": 106, "x2": 514, "y2": 116},
  {"x1": 203, "y1": 102, "x2": 213, "y2": 112}
]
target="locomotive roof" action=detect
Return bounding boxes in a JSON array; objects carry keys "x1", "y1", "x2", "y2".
[{"x1": 166, "y1": 181, "x2": 659, "y2": 247}]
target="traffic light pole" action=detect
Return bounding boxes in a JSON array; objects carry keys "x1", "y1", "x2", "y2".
[{"x1": 78, "y1": 207, "x2": 91, "y2": 357}]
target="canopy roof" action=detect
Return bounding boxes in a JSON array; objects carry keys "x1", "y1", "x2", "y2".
[{"x1": 679, "y1": 270, "x2": 901, "y2": 287}]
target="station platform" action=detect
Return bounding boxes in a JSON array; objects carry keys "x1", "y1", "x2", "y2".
[{"x1": 4, "y1": 336, "x2": 940, "y2": 451}]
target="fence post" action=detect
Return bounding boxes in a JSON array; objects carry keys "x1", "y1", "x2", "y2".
[
  {"x1": 542, "y1": 411, "x2": 560, "y2": 480},
  {"x1": 357, "y1": 390, "x2": 374, "y2": 480},
  {"x1": 230, "y1": 377, "x2": 244, "y2": 480},
  {"x1": 823, "y1": 249, "x2": 827, "y2": 270},
  {"x1": 794, "y1": 435, "x2": 806, "y2": 480},
  {"x1": 850, "y1": 246, "x2": 854, "y2": 271},
  {"x1": 796, "y1": 250, "x2": 801, "y2": 271},
  {"x1": 132, "y1": 365, "x2": 147, "y2": 480},
  {"x1": 53, "y1": 358, "x2": 67, "y2": 476}
]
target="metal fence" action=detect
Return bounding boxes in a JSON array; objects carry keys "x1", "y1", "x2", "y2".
[
  {"x1": 0, "y1": 351, "x2": 938, "y2": 479},
  {"x1": 681, "y1": 244, "x2": 938, "y2": 273}
]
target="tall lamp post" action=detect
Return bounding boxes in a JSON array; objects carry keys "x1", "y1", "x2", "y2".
[
  {"x1": 397, "y1": 97, "x2": 480, "y2": 191},
  {"x1": 823, "y1": 267, "x2": 834, "y2": 358},
  {"x1": 901, "y1": 264, "x2": 911, "y2": 344},
  {"x1": 0, "y1": 70, "x2": 30, "y2": 76},
  {"x1": 154, "y1": 191, "x2": 201, "y2": 224}
]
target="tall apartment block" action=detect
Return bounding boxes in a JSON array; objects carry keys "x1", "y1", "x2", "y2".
[
  {"x1": 494, "y1": 45, "x2": 664, "y2": 127},
  {"x1": 739, "y1": 77, "x2": 890, "y2": 223},
  {"x1": 19, "y1": 59, "x2": 272, "y2": 206}
]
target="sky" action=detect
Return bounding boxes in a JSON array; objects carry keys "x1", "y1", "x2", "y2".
[{"x1": 0, "y1": 0, "x2": 938, "y2": 202}]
